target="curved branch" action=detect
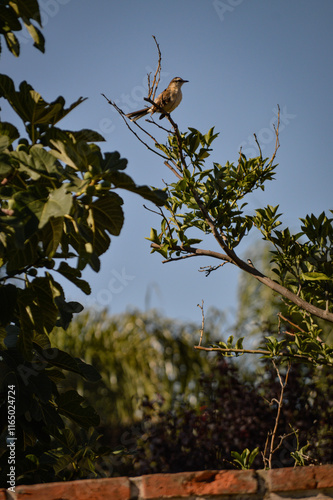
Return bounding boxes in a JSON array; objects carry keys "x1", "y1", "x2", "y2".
[
  {"x1": 150, "y1": 242, "x2": 333, "y2": 323},
  {"x1": 194, "y1": 345, "x2": 332, "y2": 366}
]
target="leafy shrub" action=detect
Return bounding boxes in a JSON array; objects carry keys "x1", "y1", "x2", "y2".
[{"x1": 123, "y1": 358, "x2": 333, "y2": 475}]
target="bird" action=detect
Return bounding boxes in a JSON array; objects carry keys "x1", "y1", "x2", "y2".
[{"x1": 126, "y1": 77, "x2": 188, "y2": 122}]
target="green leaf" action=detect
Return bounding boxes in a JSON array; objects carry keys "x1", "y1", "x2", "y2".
[
  {"x1": 0, "y1": 5, "x2": 22, "y2": 31},
  {"x1": 231, "y1": 447, "x2": 259, "y2": 469},
  {"x1": 11, "y1": 0, "x2": 42, "y2": 26},
  {"x1": 68, "y1": 129, "x2": 106, "y2": 143},
  {"x1": 41, "y1": 217, "x2": 64, "y2": 258},
  {"x1": 56, "y1": 261, "x2": 91, "y2": 295},
  {"x1": 90, "y1": 193, "x2": 124, "y2": 237},
  {"x1": 54, "y1": 294, "x2": 83, "y2": 330},
  {"x1": 52, "y1": 454, "x2": 74, "y2": 474},
  {"x1": 301, "y1": 272, "x2": 333, "y2": 281},
  {"x1": 38, "y1": 184, "x2": 72, "y2": 228},
  {"x1": 56, "y1": 390, "x2": 100, "y2": 428},
  {"x1": 0, "y1": 121, "x2": 19, "y2": 150},
  {"x1": 47, "y1": 127, "x2": 89, "y2": 170},
  {"x1": 74, "y1": 358, "x2": 101, "y2": 382},
  {"x1": 12, "y1": 145, "x2": 63, "y2": 180},
  {"x1": 5, "y1": 231, "x2": 39, "y2": 273},
  {"x1": 109, "y1": 171, "x2": 167, "y2": 206},
  {"x1": 29, "y1": 145, "x2": 63, "y2": 176},
  {"x1": 42, "y1": 347, "x2": 83, "y2": 374},
  {"x1": 29, "y1": 275, "x2": 59, "y2": 333},
  {"x1": 4, "y1": 31, "x2": 20, "y2": 57},
  {"x1": 23, "y1": 21, "x2": 45, "y2": 52},
  {"x1": 0, "y1": 76, "x2": 87, "y2": 131}
]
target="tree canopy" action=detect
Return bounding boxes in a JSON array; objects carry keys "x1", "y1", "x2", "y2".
[{"x1": 0, "y1": 2, "x2": 166, "y2": 485}]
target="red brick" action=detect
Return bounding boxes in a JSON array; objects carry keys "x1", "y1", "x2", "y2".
[
  {"x1": 16, "y1": 477, "x2": 131, "y2": 500},
  {"x1": 314, "y1": 464, "x2": 333, "y2": 489},
  {"x1": 142, "y1": 469, "x2": 258, "y2": 498},
  {"x1": 266, "y1": 467, "x2": 316, "y2": 492}
]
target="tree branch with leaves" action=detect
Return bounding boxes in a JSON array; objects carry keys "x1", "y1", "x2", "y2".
[
  {"x1": 0, "y1": 7, "x2": 167, "y2": 485},
  {"x1": 105, "y1": 42, "x2": 333, "y2": 371}
]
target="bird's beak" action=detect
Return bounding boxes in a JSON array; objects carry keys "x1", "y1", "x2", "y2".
[{"x1": 182, "y1": 80, "x2": 189, "y2": 83}]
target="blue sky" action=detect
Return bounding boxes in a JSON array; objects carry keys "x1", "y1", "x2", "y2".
[{"x1": 2, "y1": 0, "x2": 332, "y2": 325}]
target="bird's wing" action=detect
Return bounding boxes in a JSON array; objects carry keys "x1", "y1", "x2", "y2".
[{"x1": 155, "y1": 88, "x2": 172, "y2": 109}]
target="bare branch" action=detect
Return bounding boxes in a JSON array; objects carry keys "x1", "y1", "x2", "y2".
[
  {"x1": 101, "y1": 94, "x2": 169, "y2": 161},
  {"x1": 270, "y1": 105, "x2": 281, "y2": 167},
  {"x1": 197, "y1": 300, "x2": 205, "y2": 346},
  {"x1": 151, "y1": 236, "x2": 333, "y2": 323},
  {"x1": 264, "y1": 361, "x2": 291, "y2": 469},
  {"x1": 161, "y1": 253, "x2": 198, "y2": 263},
  {"x1": 254, "y1": 133, "x2": 263, "y2": 159},
  {"x1": 150, "y1": 242, "x2": 232, "y2": 263},
  {"x1": 164, "y1": 161, "x2": 183, "y2": 180},
  {"x1": 199, "y1": 263, "x2": 226, "y2": 276},
  {"x1": 148, "y1": 35, "x2": 162, "y2": 100},
  {"x1": 146, "y1": 117, "x2": 172, "y2": 134}
]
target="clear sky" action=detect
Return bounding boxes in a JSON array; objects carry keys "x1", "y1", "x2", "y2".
[{"x1": 2, "y1": 0, "x2": 332, "y2": 325}]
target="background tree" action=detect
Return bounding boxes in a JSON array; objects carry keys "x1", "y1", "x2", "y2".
[
  {"x1": 52, "y1": 308, "x2": 213, "y2": 428},
  {"x1": 51, "y1": 304, "x2": 332, "y2": 476},
  {"x1": 0, "y1": 1, "x2": 165, "y2": 485}
]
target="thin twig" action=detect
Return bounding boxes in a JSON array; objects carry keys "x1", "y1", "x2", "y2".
[
  {"x1": 143, "y1": 204, "x2": 174, "y2": 239},
  {"x1": 197, "y1": 300, "x2": 205, "y2": 346},
  {"x1": 199, "y1": 263, "x2": 226, "y2": 276},
  {"x1": 265, "y1": 360, "x2": 291, "y2": 469},
  {"x1": 164, "y1": 161, "x2": 183, "y2": 180},
  {"x1": 254, "y1": 133, "x2": 263, "y2": 159},
  {"x1": 148, "y1": 35, "x2": 162, "y2": 100},
  {"x1": 236, "y1": 148, "x2": 243, "y2": 174},
  {"x1": 101, "y1": 94, "x2": 168, "y2": 161},
  {"x1": 161, "y1": 253, "x2": 198, "y2": 262},
  {"x1": 146, "y1": 117, "x2": 172, "y2": 134},
  {"x1": 144, "y1": 95, "x2": 187, "y2": 172},
  {"x1": 265, "y1": 104, "x2": 280, "y2": 170},
  {"x1": 278, "y1": 312, "x2": 323, "y2": 342}
]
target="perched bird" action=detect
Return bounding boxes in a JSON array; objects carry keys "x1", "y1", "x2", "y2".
[{"x1": 126, "y1": 77, "x2": 188, "y2": 122}]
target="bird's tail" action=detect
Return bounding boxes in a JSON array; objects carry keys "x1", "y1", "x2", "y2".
[{"x1": 125, "y1": 108, "x2": 150, "y2": 122}]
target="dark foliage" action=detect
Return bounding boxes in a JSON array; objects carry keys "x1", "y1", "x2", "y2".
[{"x1": 116, "y1": 358, "x2": 333, "y2": 475}]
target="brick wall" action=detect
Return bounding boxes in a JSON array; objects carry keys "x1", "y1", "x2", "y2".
[{"x1": 1, "y1": 465, "x2": 332, "y2": 499}]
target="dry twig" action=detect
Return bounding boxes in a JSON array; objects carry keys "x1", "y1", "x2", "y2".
[
  {"x1": 262, "y1": 360, "x2": 291, "y2": 469},
  {"x1": 148, "y1": 35, "x2": 162, "y2": 100},
  {"x1": 197, "y1": 300, "x2": 205, "y2": 346}
]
